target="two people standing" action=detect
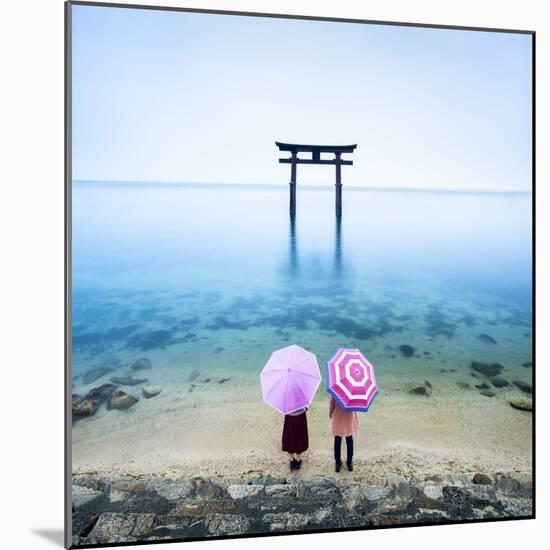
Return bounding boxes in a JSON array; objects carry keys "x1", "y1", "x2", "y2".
[{"x1": 281, "y1": 397, "x2": 359, "y2": 472}]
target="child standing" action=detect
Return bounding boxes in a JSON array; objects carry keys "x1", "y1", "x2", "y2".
[
  {"x1": 282, "y1": 406, "x2": 309, "y2": 471},
  {"x1": 329, "y1": 396, "x2": 359, "y2": 472}
]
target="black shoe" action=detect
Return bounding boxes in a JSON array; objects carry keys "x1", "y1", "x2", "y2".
[
  {"x1": 290, "y1": 459, "x2": 297, "y2": 471},
  {"x1": 295, "y1": 460, "x2": 302, "y2": 470},
  {"x1": 335, "y1": 460, "x2": 342, "y2": 473},
  {"x1": 347, "y1": 461, "x2": 353, "y2": 472}
]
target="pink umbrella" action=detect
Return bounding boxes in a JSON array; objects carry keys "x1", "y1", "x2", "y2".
[
  {"x1": 260, "y1": 344, "x2": 321, "y2": 414},
  {"x1": 327, "y1": 348, "x2": 378, "y2": 412}
]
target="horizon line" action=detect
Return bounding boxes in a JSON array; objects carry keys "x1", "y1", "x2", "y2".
[{"x1": 73, "y1": 179, "x2": 532, "y2": 195}]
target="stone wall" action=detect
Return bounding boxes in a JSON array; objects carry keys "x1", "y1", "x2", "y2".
[{"x1": 71, "y1": 471, "x2": 533, "y2": 546}]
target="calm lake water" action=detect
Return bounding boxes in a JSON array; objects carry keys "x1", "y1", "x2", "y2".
[{"x1": 71, "y1": 182, "x2": 532, "y2": 401}]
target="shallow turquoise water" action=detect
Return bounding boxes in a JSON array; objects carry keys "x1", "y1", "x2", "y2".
[{"x1": 71, "y1": 182, "x2": 532, "y2": 395}]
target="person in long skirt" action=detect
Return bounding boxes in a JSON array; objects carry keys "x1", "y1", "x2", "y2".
[
  {"x1": 329, "y1": 396, "x2": 359, "y2": 472},
  {"x1": 282, "y1": 407, "x2": 309, "y2": 471}
]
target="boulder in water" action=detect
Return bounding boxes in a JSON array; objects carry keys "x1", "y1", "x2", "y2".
[
  {"x1": 131, "y1": 358, "x2": 152, "y2": 371},
  {"x1": 475, "y1": 383, "x2": 490, "y2": 390},
  {"x1": 456, "y1": 382, "x2": 471, "y2": 390},
  {"x1": 108, "y1": 390, "x2": 139, "y2": 410},
  {"x1": 398, "y1": 345, "x2": 415, "y2": 358},
  {"x1": 471, "y1": 361, "x2": 503, "y2": 378},
  {"x1": 82, "y1": 367, "x2": 112, "y2": 385},
  {"x1": 142, "y1": 385, "x2": 162, "y2": 398},
  {"x1": 410, "y1": 385, "x2": 429, "y2": 396},
  {"x1": 480, "y1": 389, "x2": 496, "y2": 397},
  {"x1": 478, "y1": 334, "x2": 497, "y2": 344},
  {"x1": 110, "y1": 376, "x2": 148, "y2": 386},
  {"x1": 513, "y1": 380, "x2": 532, "y2": 394},
  {"x1": 188, "y1": 369, "x2": 200, "y2": 382},
  {"x1": 490, "y1": 377, "x2": 509, "y2": 388}
]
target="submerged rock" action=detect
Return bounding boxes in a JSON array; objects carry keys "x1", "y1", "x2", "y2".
[
  {"x1": 110, "y1": 376, "x2": 148, "y2": 386},
  {"x1": 188, "y1": 369, "x2": 200, "y2": 382},
  {"x1": 456, "y1": 382, "x2": 471, "y2": 390},
  {"x1": 73, "y1": 398, "x2": 99, "y2": 417},
  {"x1": 218, "y1": 377, "x2": 231, "y2": 384},
  {"x1": 478, "y1": 334, "x2": 497, "y2": 344},
  {"x1": 513, "y1": 380, "x2": 532, "y2": 394},
  {"x1": 131, "y1": 358, "x2": 152, "y2": 371},
  {"x1": 126, "y1": 329, "x2": 174, "y2": 351},
  {"x1": 424, "y1": 380, "x2": 433, "y2": 389},
  {"x1": 86, "y1": 383, "x2": 117, "y2": 402},
  {"x1": 509, "y1": 399, "x2": 532, "y2": 412},
  {"x1": 410, "y1": 385, "x2": 429, "y2": 396},
  {"x1": 108, "y1": 390, "x2": 139, "y2": 410},
  {"x1": 490, "y1": 377, "x2": 509, "y2": 388},
  {"x1": 480, "y1": 389, "x2": 496, "y2": 397},
  {"x1": 522, "y1": 361, "x2": 532, "y2": 369},
  {"x1": 83, "y1": 367, "x2": 112, "y2": 385},
  {"x1": 475, "y1": 383, "x2": 490, "y2": 390},
  {"x1": 142, "y1": 386, "x2": 162, "y2": 398},
  {"x1": 398, "y1": 345, "x2": 415, "y2": 358},
  {"x1": 471, "y1": 361, "x2": 503, "y2": 378}
]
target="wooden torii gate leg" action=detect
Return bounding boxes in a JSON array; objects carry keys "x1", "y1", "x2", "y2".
[
  {"x1": 335, "y1": 152, "x2": 342, "y2": 217},
  {"x1": 290, "y1": 151, "x2": 297, "y2": 216}
]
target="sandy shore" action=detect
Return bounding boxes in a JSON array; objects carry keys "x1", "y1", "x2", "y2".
[{"x1": 72, "y1": 374, "x2": 532, "y2": 480}]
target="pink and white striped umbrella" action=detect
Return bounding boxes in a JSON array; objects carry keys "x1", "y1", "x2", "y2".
[{"x1": 326, "y1": 348, "x2": 378, "y2": 412}]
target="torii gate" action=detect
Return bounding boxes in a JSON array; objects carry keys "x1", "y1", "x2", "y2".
[{"x1": 276, "y1": 141, "x2": 357, "y2": 216}]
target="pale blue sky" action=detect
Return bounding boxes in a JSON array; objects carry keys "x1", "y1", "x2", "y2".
[{"x1": 72, "y1": 5, "x2": 532, "y2": 190}]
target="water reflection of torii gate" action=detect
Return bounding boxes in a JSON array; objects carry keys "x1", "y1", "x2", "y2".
[
  {"x1": 288, "y1": 215, "x2": 343, "y2": 277},
  {"x1": 276, "y1": 141, "x2": 357, "y2": 217}
]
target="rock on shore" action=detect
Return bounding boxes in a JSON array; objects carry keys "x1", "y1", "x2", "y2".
[
  {"x1": 107, "y1": 391, "x2": 139, "y2": 410},
  {"x1": 71, "y1": 471, "x2": 533, "y2": 546},
  {"x1": 142, "y1": 386, "x2": 162, "y2": 398}
]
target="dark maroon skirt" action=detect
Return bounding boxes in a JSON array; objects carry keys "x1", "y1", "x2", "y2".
[{"x1": 282, "y1": 412, "x2": 309, "y2": 454}]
